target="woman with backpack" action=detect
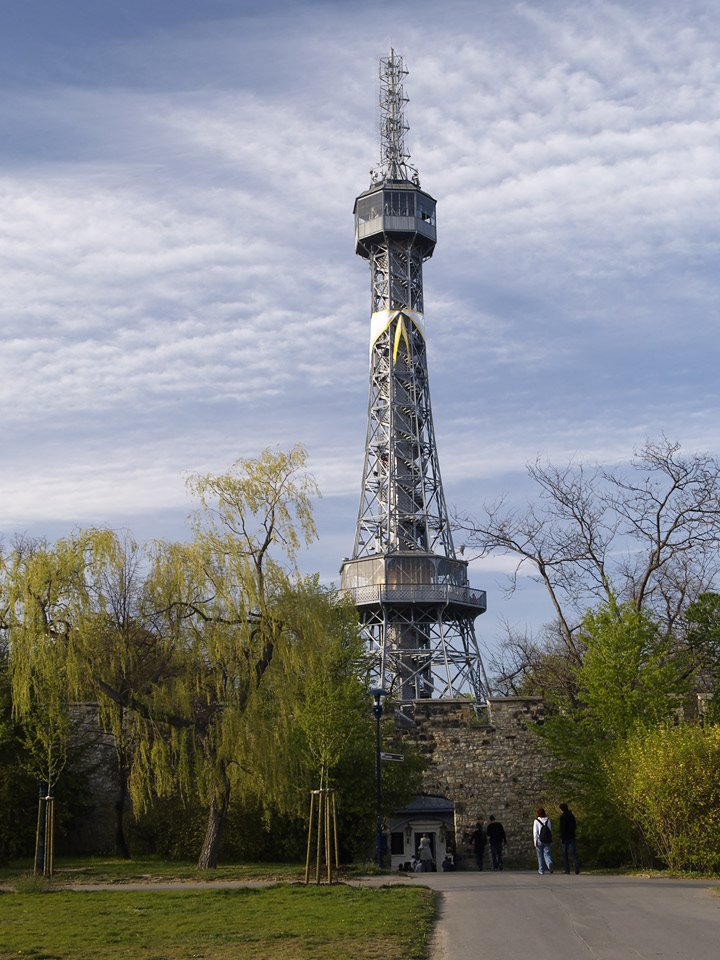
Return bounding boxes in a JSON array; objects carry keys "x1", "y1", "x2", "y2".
[{"x1": 533, "y1": 807, "x2": 554, "y2": 875}]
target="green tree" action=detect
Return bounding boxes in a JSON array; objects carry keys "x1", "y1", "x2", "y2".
[
  {"x1": 578, "y1": 601, "x2": 687, "y2": 739},
  {"x1": 2, "y1": 446, "x2": 422, "y2": 868},
  {"x1": 275, "y1": 582, "x2": 370, "y2": 790},
  {"x1": 539, "y1": 600, "x2": 689, "y2": 865},
  {"x1": 685, "y1": 592, "x2": 720, "y2": 716},
  {"x1": 5, "y1": 538, "x2": 88, "y2": 793},
  {"x1": 4, "y1": 537, "x2": 90, "y2": 871}
]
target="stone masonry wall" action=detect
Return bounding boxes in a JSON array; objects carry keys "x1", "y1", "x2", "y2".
[{"x1": 401, "y1": 696, "x2": 554, "y2": 868}]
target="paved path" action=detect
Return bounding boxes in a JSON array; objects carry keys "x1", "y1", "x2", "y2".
[{"x1": 400, "y1": 871, "x2": 720, "y2": 960}]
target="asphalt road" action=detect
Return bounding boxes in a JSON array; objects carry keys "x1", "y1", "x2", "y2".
[{"x1": 402, "y1": 871, "x2": 720, "y2": 960}]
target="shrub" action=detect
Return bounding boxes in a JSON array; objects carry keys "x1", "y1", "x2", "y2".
[{"x1": 606, "y1": 723, "x2": 720, "y2": 873}]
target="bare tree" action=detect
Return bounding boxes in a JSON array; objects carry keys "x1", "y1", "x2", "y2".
[
  {"x1": 487, "y1": 620, "x2": 582, "y2": 702},
  {"x1": 455, "y1": 438, "x2": 720, "y2": 668}
]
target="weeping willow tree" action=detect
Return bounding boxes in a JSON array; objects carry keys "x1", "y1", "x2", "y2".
[{"x1": 79, "y1": 445, "x2": 319, "y2": 868}]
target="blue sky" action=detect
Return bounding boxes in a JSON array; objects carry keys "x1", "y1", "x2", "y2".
[{"x1": 2, "y1": 0, "x2": 719, "y2": 663}]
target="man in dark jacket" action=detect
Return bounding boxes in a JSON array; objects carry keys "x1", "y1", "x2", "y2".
[
  {"x1": 559, "y1": 802, "x2": 580, "y2": 874},
  {"x1": 486, "y1": 815, "x2": 507, "y2": 870},
  {"x1": 469, "y1": 820, "x2": 487, "y2": 870}
]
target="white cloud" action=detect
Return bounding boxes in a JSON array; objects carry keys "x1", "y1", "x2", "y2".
[{"x1": 2, "y1": 0, "x2": 719, "y2": 643}]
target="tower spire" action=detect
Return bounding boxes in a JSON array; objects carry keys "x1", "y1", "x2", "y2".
[
  {"x1": 372, "y1": 49, "x2": 419, "y2": 185},
  {"x1": 341, "y1": 53, "x2": 489, "y2": 709}
]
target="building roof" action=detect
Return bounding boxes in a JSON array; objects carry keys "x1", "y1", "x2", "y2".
[{"x1": 393, "y1": 794, "x2": 455, "y2": 816}]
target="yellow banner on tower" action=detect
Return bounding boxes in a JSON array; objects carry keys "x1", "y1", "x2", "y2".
[{"x1": 370, "y1": 309, "x2": 425, "y2": 352}]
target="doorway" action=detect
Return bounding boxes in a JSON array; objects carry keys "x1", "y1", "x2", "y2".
[{"x1": 414, "y1": 831, "x2": 436, "y2": 867}]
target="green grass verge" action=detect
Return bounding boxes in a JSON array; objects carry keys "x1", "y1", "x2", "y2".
[
  {"x1": 0, "y1": 857, "x2": 392, "y2": 886},
  {"x1": 0, "y1": 884, "x2": 434, "y2": 960},
  {"x1": 0, "y1": 857, "x2": 304, "y2": 885}
]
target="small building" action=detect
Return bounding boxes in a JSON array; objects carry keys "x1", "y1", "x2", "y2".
[{"x1": 388, "y1": 794, "x2": 455, "y2": 870}]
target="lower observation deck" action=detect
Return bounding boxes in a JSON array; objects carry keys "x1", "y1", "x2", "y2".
[
  {"x1": 343, "y1": 582, "x2": 487, "y2": 614},
  {"x1": 340, "y1": 553, "x2": 488, "y2": 701},
  {"x1": 340, "y1": 553, "x2": 487, "y2": 616}
]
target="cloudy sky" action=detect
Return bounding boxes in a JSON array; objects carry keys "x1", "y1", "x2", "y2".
[{"x1": 2, "y1": 0, "x2": 719, "y2": 659}]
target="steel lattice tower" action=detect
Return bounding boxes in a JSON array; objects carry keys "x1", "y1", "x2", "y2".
[{"x1": 340, "y1": 51, "x2": 489, "y2": 708}]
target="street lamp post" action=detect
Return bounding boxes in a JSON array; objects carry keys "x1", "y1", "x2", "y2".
[{"x1": 370, "y1": 687, "x2": 388, "y2": 868}]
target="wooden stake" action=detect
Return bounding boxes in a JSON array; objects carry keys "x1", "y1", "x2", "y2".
[
  {"x1": 304, "y1": 791, "x2": 316, "y2": 885},
  {"x1": 33, "y1": 796, "x2": 43, "y2": 877},
  {"x1": 332, "y1": 792, "x2": 340, "y2": 870},
  {"x1": 44, "y1": 797, "x2": 54, "y2": 878},
  {"x1": 304, "y1": 784, "x2": 340, "y2": 885}
]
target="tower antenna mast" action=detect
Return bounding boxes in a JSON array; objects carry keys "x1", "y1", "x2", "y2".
[{"x1": 373, "y1": 50, "x2": 418, "y2": 184}]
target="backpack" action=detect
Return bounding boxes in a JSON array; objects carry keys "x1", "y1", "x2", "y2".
[{"x1": 538, "y1": 819, "x2": 552, "y2": 844}]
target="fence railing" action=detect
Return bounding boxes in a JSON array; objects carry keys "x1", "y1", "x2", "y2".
[{"x1": 343, "y1": 583, "x2": 487, "y2": 610}]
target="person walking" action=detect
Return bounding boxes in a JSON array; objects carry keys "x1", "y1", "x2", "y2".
[
  {"x1": 469, "y1": 820, "x2": 487, "y2": 870},
  {"x1": 533, "y1": 807, "x2": 553, "y2": 875},
  {"x1": 559, "y1": 802, "x2": 580, "y2": 874},
  {"x1": 486, "y1": 815, "x2": 507, "y2": 870}
]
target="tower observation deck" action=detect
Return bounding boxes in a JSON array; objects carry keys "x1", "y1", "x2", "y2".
[{"x1": 340, "y1": 51, "x2": 489, "y2": 708}]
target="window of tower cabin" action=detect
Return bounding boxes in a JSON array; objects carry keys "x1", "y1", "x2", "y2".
[
  {"x1": 417, "y1": 195, "x2": 435, "y2": 225},
  {"x1": 357, "y1": 194, "x2": 383, "y2": 223},
  {"x1": 384, "y1": 190, "x2": 414, "y2": 217}
]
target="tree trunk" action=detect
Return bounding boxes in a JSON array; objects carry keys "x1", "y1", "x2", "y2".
[
  {"x1": 114, "y1": 756, "x2": 131, "y2": 860},
  {"x1": 197, "y1": 777, "x2": 230, "y2": 869}
]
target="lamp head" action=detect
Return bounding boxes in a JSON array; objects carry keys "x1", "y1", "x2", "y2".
[{"x1": 369, "y1": 686, "x2": 388, "y2": 718}]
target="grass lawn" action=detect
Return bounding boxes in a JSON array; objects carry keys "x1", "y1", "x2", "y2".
[
  {"x1": 0, "y1": 857, "x2": 306, "y2": 886},
  {"x1": 0, "y1": 857, "x2": 387, "y2": 887},
  {"x1": 0, "y1": 884, "x2": 434, "y2": 960}
]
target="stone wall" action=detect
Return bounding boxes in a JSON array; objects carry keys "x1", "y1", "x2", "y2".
[{"x1": 400, "y1": 696, "x2": 554, "y2": 867}]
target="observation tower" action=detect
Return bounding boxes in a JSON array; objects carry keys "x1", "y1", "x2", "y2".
[{"x1": 340, "y1": 52, "x2": 489, "y2": 709}]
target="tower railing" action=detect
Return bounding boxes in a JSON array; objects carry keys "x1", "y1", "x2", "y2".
[{"x1": 345, "y1": 583, "x2": 487, "y2": 611}]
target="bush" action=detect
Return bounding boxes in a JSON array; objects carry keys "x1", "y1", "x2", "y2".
[{"x1": 606, "y1": 722, "x2": 720, "y2": 873}]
